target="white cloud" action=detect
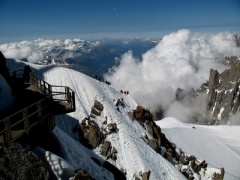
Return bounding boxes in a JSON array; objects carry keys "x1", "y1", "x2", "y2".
[
  {"x1": 228, "y1": 111, "x2": 240, "y2": 125},
  {"x1": 104, "y1": 29, "x2": 240, "y2": 121},
  {"x1": 0, "y1": 39, "x2": 69, "y2": 63},
  {"x1": 166, "y1": 94, "x2": 209, "y2": 123}
]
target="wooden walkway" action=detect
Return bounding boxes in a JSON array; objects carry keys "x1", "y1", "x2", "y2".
[{"x1": 0, "y1": 72, "x2": 76, "y2": 147}]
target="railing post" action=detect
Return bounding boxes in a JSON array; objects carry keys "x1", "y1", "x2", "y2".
[
  {"x1": 48, "y1": 84, "x2": 52, "y2": 97},
  {"x1": 32, "y1": 74, "x2": 35, "y2": 86},
  {"x1": 4, "y1": 118, "x2": 12, "y2": 147},
  {"x1": 30, "y1": 73, "x2": 33, "y2": 85},
  {"x1": 33, "y1": 74, "x2": 37, "y2": 86},
  {"x1": 38, "y1": 79, "x2": 40, "y2": 90},
  {"x1": 40, "y1": 78, "x2": 42, "y2": 91},
  {"x1": 48, "y1": 114, "x2": 55, "y2": 132},
  {"x1": 43, "y1": 81, "x2": 45, "y2": 95},
  {"x1": 37, "y1": 102, "x2": 42, "y2": 125},
  {"x1": 67, "y1": 87, "x2": 71, "y2": 103},
  {"x1": 23, "y1": 109, "x2": 29, "y2": 135},
  {"x1": 72, "y1": 91, "x2": 76, "y2": 111}
]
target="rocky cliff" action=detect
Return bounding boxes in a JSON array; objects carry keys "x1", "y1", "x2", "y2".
[
  {"x1": 174, "y1": 57, "x2": 240, "y2": 125},
  {"x1": 198, "y1": 57, "x2": 240, "y2": 124},
  {"x1": 208, "y1": 60, "x2": 240, "y2": 124}
]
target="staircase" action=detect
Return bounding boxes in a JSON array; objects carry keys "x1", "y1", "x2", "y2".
[{"x1": 0, "y1": 71, "x2": 76, "y2": 147}]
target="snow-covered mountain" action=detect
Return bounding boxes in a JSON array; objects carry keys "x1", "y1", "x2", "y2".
[
  {"x1": 1, "y1": 59, "x2": 240, "y2": 180},
  {"x1": 1, "y1": 31, "x2": 240, "y2": 179},
  {"x1": 0, "y1": 38, "x2": 158, "y2": 78}
]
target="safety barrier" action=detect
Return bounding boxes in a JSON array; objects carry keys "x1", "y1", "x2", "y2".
[
  {"x1": 0, "y1": 70, "x2": 76, "y2": 147},
  {"x1": 0, "y1": 98, "x2": 54, "y2": 147},
  {"x1": 31, "y1": 73, "x2": 76, "y2": 112}
]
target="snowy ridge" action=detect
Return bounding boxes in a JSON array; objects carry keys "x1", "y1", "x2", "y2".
[
  {"x1": 2, "y1": 60, "x2": 240, "y2": 180},
  {"x1": 41, "y1": 66, "x2": 186, "y2": 179}
]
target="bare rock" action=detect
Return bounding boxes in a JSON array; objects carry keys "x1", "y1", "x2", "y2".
[
  {"x1": 93, "y1": 100, "x2": 104, "y2": 111},
  {"x1": 147, "y1": 139, "x2": 159, "y2": 153},
  {"x1": 79, "y1": 120, "x2": 103, "y2": 149},
  {"x1": 0, "y1": 147, "x2": 49, "y2": 180},
  {"x1": 91, "y1": 107, "x2": 101, "y2": 116},
  {"x1": 100, "y1": 141, "x2": 111, "y2": 157},
  {"x1": 73, "y1": 169, "x2": 93, "y2": 180},
  {"x1": 141, "y1": 170, "x2": 151, "y2": 180},
  {"x1": 103, "y1": 161, "x2": 126, "y2": 180},
  {"x1": 207, "y1": 62, "x2": 240, "y2": 124}
]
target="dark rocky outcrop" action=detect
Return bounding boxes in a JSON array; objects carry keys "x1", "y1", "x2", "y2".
[
  {"x1": 130, "y1": 106, "x2": 173, "y2": 151},
  {"x1": 141, "y1": 170, "x2": 151, "y2": 180},
  {"x1": 176, "y1": 58, "x2": 240, "y2": 124},
  {"x1": 200, "y1": 59, "x2": 240, "y2": 124},
  {"x1": 73, "y1": 169, "x2": 94, "y2": 180},
  {"x1": 129, "y1": 105, "x2": 222, "y2": 179},
  {"x1": 130, "y1": 105, "x2": 179, "y2": 167},
  {"x1": 100, "y1": 141, "x2": 118, "y2": 161},
  {"x1": 175, "y1": 88, "x2": 185, "y2": 101},
  {"x1": 93, "y1": 100, "x2": 104, "y2": 111},
  {"x1": 78, "y1": 100, "x2": 106, "y2": 148},
  {"x1": 90, "y1": 100, "x2": 104, "y2": 118},
  {"x1": 0, "y1": 147, "x2": 49, "y2": 180},
  {"x1": 100, "y1": 141, "x2": 111, "y2": 157},
  {"x1": 79, "y1": 118, "x2": 104, "y2": 149},
  {"x1": 102, "y1": 161, "x2": 126, "y2": 180},
  {"x1": 106, "y1": 123, "x2": 118, "y2": 134}
]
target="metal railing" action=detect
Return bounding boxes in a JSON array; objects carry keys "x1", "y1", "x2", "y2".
[
  {"x1": 31, "y1": 73, "x2": 76, "y2": 112},
  {"x1": 0, "y1": 70, "x2": 76, "y2": 147},
  {"x1": 10, "y1": 70, "x2": 75, "y2": 112},
  {"x1": 0, "y1": 98, "x2": 54, "y2": 147}
]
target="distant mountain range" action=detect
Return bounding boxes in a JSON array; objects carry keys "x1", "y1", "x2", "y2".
[{"x1": 35, "y1": 38, "x2": 159, "y2": 77}]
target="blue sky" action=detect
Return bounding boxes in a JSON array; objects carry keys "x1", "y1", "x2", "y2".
[{"x1": 0, "y1": 0, "x2": 240, "y2": 43}]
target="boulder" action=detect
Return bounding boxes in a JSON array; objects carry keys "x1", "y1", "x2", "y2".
[
  {"x1": 91, "y1": 107, "x2": 101, "y2": 116},
  {"x1": 128, "y1": 111, "x2": 134, "y2": 120},
  {"x1": 93, "y1": 100, "x2": 104, "y2": 111},
  {"x1": 175, "y1": 88, "x2": 184, "y2": 101},
  {"x1": 100, "y1": 141, "x2": 111, "y2": 157},
  {"x1": 103, "y1": 161, "x2": 126, "y2": 180},
  {"x1": 107, "y1": 123, "x2": 117, "y2": 134},
  {"x1": 73, "y1": 169, "x2": 93, "y2": 180},
  {"x1": 147, "y1": 139, "x2": 159, "y2": 152},
  {"x1": 141, "y1": 170, "x2": 151, "y2": 180},
  {"x1": 80, "y1": 120, "x2": 103, "y2": 149}
]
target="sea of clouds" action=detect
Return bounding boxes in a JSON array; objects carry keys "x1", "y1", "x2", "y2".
[
  {"x1": 1, "y1": 29, "x2": 239, "y2": 122},
  {"x1": 104, "y1": 29, "x2": 240, "y2": 122},
  {"x1": 0, "y1": 38, "x2": 87, "y2": 63}
]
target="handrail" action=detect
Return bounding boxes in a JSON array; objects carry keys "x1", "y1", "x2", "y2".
[
  {"x1": 0, "y1": 98, "x2": 54, "y2": 147},
  {"x1": 10, "y1": 71, "x2": 75, "y2": 111},
  {"x1": 0, "y1": 70, "x2": 76, "y2": 147},
  {"x1": 31, "y1": 73, "x2": 75, "y2": 111},
  {"x1": 10, "y1": 70, "x2": 75, "y2": 111}
]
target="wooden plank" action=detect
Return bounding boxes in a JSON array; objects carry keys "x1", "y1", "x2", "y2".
[
  {"x1": 11, "y1": 130, "x2": 25, "y2": 141},
  {"x1": 0, "y1": 130, "x2": 25, "y2": 144}
]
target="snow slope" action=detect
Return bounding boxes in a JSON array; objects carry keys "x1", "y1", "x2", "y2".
[
  {"x1": 2, "y1": 60, "x2": 240, "y2": 180},
  {"x1": 40, "y1": 66, "x2": 186, "y2": 180},
  {"x1": 156, "y1": 117, "x2": 240, "y2": 180}
]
